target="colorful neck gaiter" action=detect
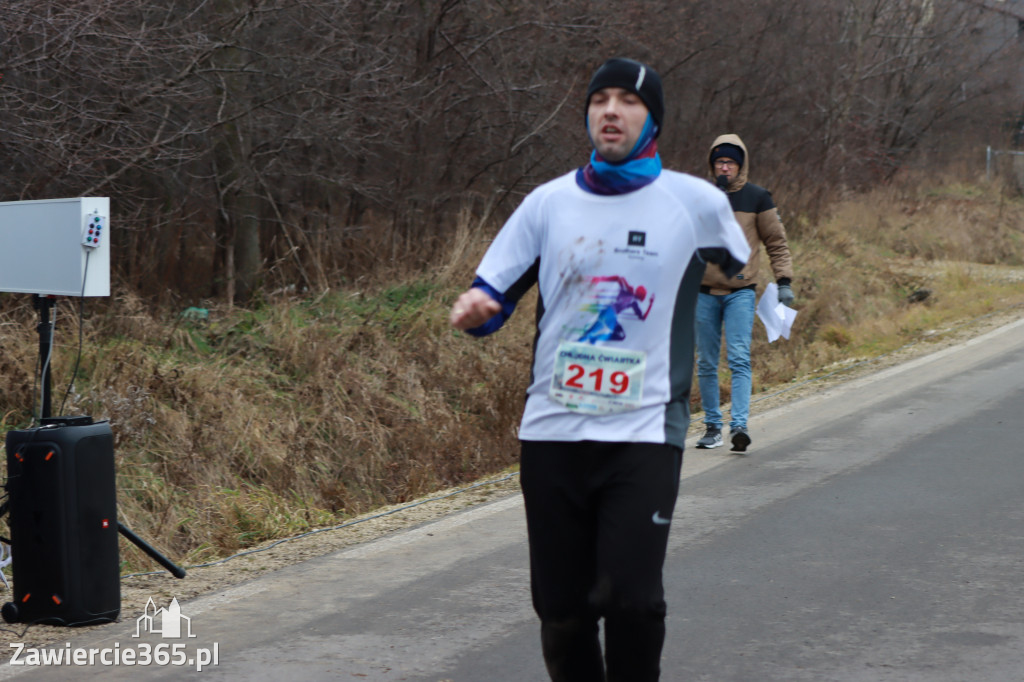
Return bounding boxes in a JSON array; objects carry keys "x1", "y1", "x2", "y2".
[{"x1": 576, "y1": 116, "x2": 662, "y2": 195}]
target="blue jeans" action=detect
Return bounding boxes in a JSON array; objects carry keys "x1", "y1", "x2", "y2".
[{"x1": 695, "y1": 288, "x2": 755, "y2": 430}]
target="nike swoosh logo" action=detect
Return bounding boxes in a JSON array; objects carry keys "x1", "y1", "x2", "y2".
[{"x1": 652, "y1": 511, "x2": 672, "y2": 525}]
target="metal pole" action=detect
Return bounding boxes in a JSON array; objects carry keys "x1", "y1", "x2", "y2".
[
  {"x1": 33, "y1": 295, "x2": 55, "y2": 419},
  {"x1": 117, "y1": 523, "x2": 187, "y2": 579}
]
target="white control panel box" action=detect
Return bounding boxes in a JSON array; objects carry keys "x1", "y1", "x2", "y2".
[{"x1": 0, "y1": 197, "x2": 110, "y2": 296}]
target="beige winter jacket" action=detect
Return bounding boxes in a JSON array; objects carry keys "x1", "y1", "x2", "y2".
[{"x1": 702, "y1": 134, "x2": 793, "y2": 294}]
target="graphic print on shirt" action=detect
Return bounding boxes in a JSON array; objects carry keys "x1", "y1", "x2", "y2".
[
  {"x1": 578, "y1": 275, "x2": 654, "y2": 343},
  {"x1": 549, "y1": 273, "x2": 651, "y2": 414}
]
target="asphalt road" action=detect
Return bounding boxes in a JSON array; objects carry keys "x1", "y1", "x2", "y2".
[{"x1": 7, "y1": 317, "x2": 1024, "y2": 681}]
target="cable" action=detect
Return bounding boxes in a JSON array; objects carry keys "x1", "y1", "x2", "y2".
[
  {"x1": 35, "y1": 303, "x2": 56, "y2": 426},
  {"x1": 59, "y1": 250, "x2": 91, "y2": 416},
  {"x1": 30, "y1": 343, "x2": 39, "y2": 425},
  {"x1": 0, "y1": 623, "x2": 32, "y2": 639}
]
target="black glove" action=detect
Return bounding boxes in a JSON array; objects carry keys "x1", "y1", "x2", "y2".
[{"x1": 777, "y1": 284, "x2": 795, "y2": 306}]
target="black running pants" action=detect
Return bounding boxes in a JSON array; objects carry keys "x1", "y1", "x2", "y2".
[{"x1": 520, "y1": 440, "x2": 683, "y2": 682}]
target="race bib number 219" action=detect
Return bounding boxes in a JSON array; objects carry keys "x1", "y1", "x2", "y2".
[{"x1": 549, "y1": 341, "x2": 646, "y2": 414}]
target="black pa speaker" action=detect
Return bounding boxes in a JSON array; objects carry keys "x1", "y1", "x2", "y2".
[{"x1": 2, "y1": 418, "x2": 120, "y2": 625}]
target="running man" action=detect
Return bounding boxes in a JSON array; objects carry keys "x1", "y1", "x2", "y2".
[{"x1": 449, "y1": 58, "x2": 749, "y2": 681}]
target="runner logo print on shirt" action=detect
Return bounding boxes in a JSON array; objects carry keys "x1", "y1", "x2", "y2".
[{"x1": 549, "y1": 273, "x2": 652, "y2": 414}]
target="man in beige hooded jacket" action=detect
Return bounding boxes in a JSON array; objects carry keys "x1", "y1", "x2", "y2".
[{"x1": 695, "y1": 134, "x2": 794, "y2": 452}]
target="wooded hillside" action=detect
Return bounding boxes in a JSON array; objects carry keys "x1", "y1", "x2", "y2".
[{"x1": 3, "y1": 0, "x2": 1022, "y2": 303}]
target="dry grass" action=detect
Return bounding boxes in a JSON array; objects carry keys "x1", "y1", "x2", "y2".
[
  {"x1": 1, "y1": 173, "x2": 1022, "y2": 571},
  {"x1": 737, "y1": 176, "x2": 1024, "y2": 395}
]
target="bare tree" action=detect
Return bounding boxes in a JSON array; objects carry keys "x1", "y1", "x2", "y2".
[{"x1": 1, "y1": 0, "x2": 1020, "y2": 299}]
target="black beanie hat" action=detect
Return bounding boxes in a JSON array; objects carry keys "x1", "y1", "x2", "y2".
[
  {"x1": 710, "y1": 143, "x2": 745, "y2": 168},
  {"x1": 586, "y1": 58, "x2": 664, "y2": 134}
]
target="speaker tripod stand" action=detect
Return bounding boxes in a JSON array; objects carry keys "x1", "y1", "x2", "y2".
[
  {"x1": 32, "y1": 294, "x2": 186, "y2": 580},
  {"x1": 0, "y1": 296, "x2": 185, "y2": 625}
]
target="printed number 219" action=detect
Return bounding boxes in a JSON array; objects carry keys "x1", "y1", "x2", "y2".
[{"x1": 565, "y1": 365, "x2": 629, "y2": 394}]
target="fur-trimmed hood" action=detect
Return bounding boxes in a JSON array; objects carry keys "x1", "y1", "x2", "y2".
[{"x1": 708, "y1": 133, "x2": 749, "y2": 192}]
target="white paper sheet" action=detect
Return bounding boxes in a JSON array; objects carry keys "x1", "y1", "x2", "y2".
[{"x1": 756, "y1": 282, "x2": 798, "y2": 342}]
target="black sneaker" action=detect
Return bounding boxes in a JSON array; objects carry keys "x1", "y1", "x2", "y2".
[
  {"x1": 730, "y1": 426, "x2": 751, "y2": 452},
  {"x1": 696, "y1": 426, "x2": 723, "y2": 449}
]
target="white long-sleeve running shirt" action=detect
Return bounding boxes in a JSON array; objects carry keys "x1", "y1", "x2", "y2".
[{"x1": 474, "y1": 169, "x2": 750, "y2": 449}]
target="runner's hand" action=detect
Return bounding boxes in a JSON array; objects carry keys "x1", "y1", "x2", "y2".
[{"x1": 450, "y1": 288, "x2": 502, "y2": 331}]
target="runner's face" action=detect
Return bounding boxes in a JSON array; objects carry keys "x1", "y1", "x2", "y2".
[{"x1": 587, "y1": 87, "x2": 649, "y2": 162}]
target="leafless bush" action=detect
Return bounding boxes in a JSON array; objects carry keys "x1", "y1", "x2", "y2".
[{"x1": 3, "y1": 1, "x2": 1019, "y2": 300}]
